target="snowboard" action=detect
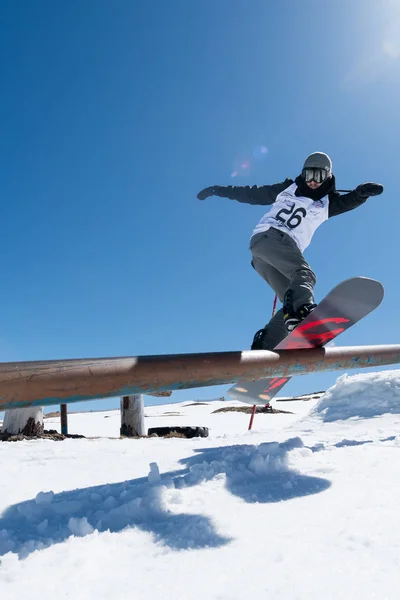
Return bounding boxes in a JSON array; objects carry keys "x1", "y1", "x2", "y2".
[{"x1": 227, "y1": 277, "x2": 384, "y2": 405}]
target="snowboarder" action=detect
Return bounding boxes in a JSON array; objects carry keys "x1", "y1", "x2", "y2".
[{"x1": 197, "y1": 151, "x2": 384, "y2": 350}]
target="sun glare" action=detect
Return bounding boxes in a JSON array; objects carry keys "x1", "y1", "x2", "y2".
[
  {"x1": 382, "y1": 0, "x2": 400, "y2": 59},
  {"x1": 344, "y1": 0, "x2": 400, "y2": 86}
]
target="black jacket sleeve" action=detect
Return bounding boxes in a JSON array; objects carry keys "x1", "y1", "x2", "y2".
[
  {"x1": 214, "y1": 179, "x2": 293, "y2": 206},
  {"x1": 328, "y1": 189, "x2": 368, "y2": 218}
]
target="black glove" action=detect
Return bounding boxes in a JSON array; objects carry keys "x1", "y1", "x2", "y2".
[
  {"x1": 197, "y1": 186, "x2": 220, "y2": 201},
  {"x1": 355, "y1": 182, "x2": 384, "y2": 198}
]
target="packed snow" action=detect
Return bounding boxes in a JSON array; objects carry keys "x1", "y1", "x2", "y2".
[{"x1": 1, "y1": 370, "x2": 400, "y2": 599}]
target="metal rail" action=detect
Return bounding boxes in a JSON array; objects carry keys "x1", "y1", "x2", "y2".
[{"x1": 0, "y1": 345, "x2": 399, "y2": 410}]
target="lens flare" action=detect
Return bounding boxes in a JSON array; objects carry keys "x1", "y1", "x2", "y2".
[
  {"x1": 231, "y1": 144, "x2": 268, "y2": 177},
  {"x1": 231, "y1": 158, "x2": 251, "y2": 178},
  {"x1": 253, "y1": 145, "x2": 268, "y2": 161}
]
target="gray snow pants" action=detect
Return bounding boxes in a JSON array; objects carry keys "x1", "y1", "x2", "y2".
[{"x1": 250, "y1": 227, "x2": 316, "y2": 349}]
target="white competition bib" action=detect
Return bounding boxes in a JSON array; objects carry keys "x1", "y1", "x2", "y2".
[{"x1": 251, "y1": 183, "x2": 329, "y2": 251}]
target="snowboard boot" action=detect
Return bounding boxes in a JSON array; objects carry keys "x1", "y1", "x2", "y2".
[
  {"x1": 283, "y1": 303, "x2": 317, "y2": 332},
  {"x1": 251, "y1": 328, "x2": 268, "y2": 350},
  {"x1": 283, "y1": 290, "x2": 317, "y2": 332}
]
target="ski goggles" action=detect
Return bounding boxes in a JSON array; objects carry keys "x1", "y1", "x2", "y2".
[{"x1": 301, "y1": 167, "x2": 329, "y2": 184}]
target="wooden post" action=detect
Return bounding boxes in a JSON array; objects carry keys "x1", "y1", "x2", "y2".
[
  {"x1": 60, "y1": 404, "x2": 68, "y2": 435},
  {"x1": 120, "y1": 394, "x2": 146, "y2": 437},
  {"x1": 2, "y1": 407, "x2": 44, "y2": 436}
]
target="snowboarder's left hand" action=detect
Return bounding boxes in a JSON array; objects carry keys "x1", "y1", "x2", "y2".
[{"x1": 355, "y1": 183, "x2": 384, "y2": 198}]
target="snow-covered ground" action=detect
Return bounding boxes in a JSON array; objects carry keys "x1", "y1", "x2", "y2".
[{"x1": 1, "y1": 370, "x2": 400, "y2": 599}]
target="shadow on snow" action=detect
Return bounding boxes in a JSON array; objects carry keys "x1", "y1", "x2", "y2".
[{"x1": 0, "y1": 437, "x2": 331, "y2": 559}]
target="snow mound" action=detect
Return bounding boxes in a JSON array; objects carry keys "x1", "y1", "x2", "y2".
[{"x1": 311, "y1": 370, "x2": 400, "y2": 422}]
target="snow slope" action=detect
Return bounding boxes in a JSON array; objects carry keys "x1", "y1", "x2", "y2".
[{"x1": 1, "y1": 370, "x2": 400, "y2": 600}]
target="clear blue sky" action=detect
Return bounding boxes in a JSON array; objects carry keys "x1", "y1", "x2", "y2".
[{"x1": 1, "y1": 0, "x2": 399, "y2": 414}]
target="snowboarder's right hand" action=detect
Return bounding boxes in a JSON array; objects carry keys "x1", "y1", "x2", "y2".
[{"x1": 197, "y1": 186, "x2": 219, "y2": 200}]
